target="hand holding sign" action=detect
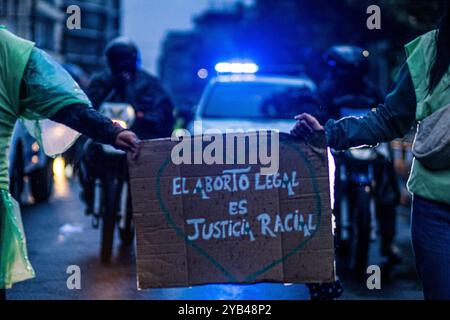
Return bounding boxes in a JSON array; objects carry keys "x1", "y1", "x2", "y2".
[
  {"x1": 115, "y1": 130, "x2": 140, "y2": 159},
  {"x1": 291, "y1": 113, "x2": 325, "y2": 140}
]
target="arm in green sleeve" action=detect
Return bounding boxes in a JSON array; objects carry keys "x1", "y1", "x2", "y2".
[{"x1": 19, "y1": 47, "x2": 123, "y2": 149}]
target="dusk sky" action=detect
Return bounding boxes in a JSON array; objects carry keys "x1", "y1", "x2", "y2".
[{"x1": 122, "y1": 0, "x2": 210, "y2": 75}]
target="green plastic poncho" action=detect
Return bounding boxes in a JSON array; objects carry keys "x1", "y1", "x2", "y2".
[{"x1": 0, "y1": 27, "x2": 90, "y2": 289}]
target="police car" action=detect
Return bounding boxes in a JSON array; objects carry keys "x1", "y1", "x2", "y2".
[{"x1": 188, "y1": 62, "x2": 320, "y2": 134}]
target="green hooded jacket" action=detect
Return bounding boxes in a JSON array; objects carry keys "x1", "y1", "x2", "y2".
[
  {"x1": 325, "y1": 30, "x2": 450, "y2": 206},
  {"x1": 406, "y1": 30, "x2": 450, "y2": 205},
  {"x1": 0, "y1": 27, "x2": 89, "y2": 289},
  {"x1": 0, "y1": 27, "x2": 90, "y2": 190},
  {"x1": 0, "y1": 27, "x2": 34, "y2": 191}
]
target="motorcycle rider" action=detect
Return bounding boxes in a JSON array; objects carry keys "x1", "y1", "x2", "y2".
[
  {"x1": 80, "y1": 38, "x2": 174, "y2": 213},
  {"x1": 86, "y1": 37, "x2": 174, "y2": 139},
  {"x1": 319, "y1": 45, "x2": 402, "y2": 265}
]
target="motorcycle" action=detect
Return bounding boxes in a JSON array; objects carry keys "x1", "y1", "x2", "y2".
[
  {"x1": 333, "y1": 106, "x2": 391, "y2": 277},
  {"x1": 82, "y1": 102, "x2": 136, "y2": 262}
]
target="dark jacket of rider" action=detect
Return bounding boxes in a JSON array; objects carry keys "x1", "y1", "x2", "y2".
[{"x1": 86, "y1": 69, "x2": 175, "y2": 140}]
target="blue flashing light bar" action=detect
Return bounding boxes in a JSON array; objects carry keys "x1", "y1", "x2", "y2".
[{"x1": 215, "y1": 62, "x2": 259, "y2": 74}]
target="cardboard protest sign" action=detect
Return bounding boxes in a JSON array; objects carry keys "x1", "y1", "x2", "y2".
[{"x1": 128, "y1": 132, "x2": 334, "y2": 289}]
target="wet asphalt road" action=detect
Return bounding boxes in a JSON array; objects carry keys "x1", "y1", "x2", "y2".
[{"x1": 6, "y1": 176, "x2": 423, "y2": 300}]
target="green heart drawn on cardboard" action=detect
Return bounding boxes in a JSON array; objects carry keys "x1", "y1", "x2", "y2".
[{"x1": 155, "y1": 138, "x2": 324, "y2": 283}]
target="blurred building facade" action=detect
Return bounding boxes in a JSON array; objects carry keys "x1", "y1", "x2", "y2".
[
  {"x1": 0, "y1": 0, "x2": 65, "y2": 59},
  {"x1": 0, "y1": 0, "x2": 121, "y2": 71},
  {"x1": 61, "y1": 0, "x2": 121, "y2": 73},
  {"x1": 159, "y1": 0, "x2": 309, "y2": 111},
  {"x1": 159, "y1": 2, "x2": 247, "y2": 112},
  {"x1": 159, "y1": 31, "x2": 200, "y2": 110}
]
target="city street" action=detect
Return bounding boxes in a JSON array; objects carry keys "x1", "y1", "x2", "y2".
[
  {"x1": 1, "y1": 0, "x2": 448, "y2": 306},
  {"x1": 6, "y1": 174, "x2": 423, "y2": 300}
]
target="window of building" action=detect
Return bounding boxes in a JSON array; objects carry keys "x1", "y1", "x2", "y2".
[
  {"x1": 0, "y1": 0, "x2": 9, "y2": 17},
  {"x1": 35, "y1": 17, "x2": 55, "y2": 51}
]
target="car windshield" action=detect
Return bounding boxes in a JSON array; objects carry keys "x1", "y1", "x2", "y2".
[{"x1": 202, "y1": 81, "x2": 319, "y2": 120}]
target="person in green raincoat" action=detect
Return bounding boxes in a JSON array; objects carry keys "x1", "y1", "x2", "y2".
[
  {"x1": 0, "y1": 27, "x2": 140, "y2": 293},
  {"x1": 292, "y1": 1, "x2": 450, "y2": 300}
]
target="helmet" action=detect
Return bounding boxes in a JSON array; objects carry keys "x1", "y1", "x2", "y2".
[
  {"x1": 105, "y1": 37, "x2": 140, "y2": 75},
  {"x1": 323, "y1": 45, "x2": 370, "y2": 79}
]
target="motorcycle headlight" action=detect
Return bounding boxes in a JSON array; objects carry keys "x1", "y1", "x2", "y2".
[
  {"x1": 349, "y1": 148, "x2": 377, "y2": 161},
  {"x1": 100, "y1": 103, "x2": 136, "y2": 129},
  {"x1": 112, "y1": 119, "x2": 128, "y2": 129},
  {"x1": 125, "y1": 106, "x2": 136, "y2": 121}
]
